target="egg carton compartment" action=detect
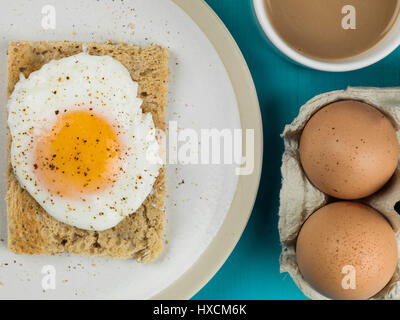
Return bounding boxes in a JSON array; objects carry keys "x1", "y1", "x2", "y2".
[{"x1": 280, "y1": 87, "x2": 400, "y2": 300}]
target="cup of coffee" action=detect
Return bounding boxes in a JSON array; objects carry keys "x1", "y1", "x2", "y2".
[{"x1": 253, "y1": 0, "x2": 400, "y2": 72}]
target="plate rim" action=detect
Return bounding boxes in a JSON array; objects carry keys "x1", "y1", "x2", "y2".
[{"x1": 152, "y1": 0, "x2": 263, "y2": 300}]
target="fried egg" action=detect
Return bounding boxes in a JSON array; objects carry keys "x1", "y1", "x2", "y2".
[{"x1": 8, "y1": 53, "x2": 162, "y2": 231}]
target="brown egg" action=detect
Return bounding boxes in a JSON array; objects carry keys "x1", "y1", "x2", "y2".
[
  {"x1": 300, "y1": 100, "x2": 399, "y2": 199},
  {"x1": 296, "y1": 202, "x2": 398, "y2": 300}
]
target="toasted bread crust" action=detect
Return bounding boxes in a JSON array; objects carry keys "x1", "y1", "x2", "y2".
[{"x1": 6, "y1": 41, "x2": 168, "y2": 262}]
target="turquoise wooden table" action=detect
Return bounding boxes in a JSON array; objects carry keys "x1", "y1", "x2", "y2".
[{"x1": 193, "y1": 0, "x2": 400, "y2": 300}]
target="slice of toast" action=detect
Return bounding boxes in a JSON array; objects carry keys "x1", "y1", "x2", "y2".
[{"x1": 6, "y1": 41, "x2": 168, "y2": 262}]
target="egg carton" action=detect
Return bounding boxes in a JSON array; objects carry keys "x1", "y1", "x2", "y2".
[{"x1": 280, "y1": 87, "x2": 400, "y2": 300}]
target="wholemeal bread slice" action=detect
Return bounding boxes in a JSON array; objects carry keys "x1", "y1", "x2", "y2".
[{"x1": 6, "y1": 41, "x2": 168, "y2": 262}]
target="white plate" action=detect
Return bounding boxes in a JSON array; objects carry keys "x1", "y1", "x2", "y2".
[{"x1": 0, "y1": 0, "x2": 262, "y2": 299}]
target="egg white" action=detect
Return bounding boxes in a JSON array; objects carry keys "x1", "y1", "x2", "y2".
[{"x1": 8, "y1": 53, "x2": 162, "y2": 231}]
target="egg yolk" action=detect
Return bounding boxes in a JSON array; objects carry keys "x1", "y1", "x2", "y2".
[{"x1": 34, "y1": 110, "x2": 122, "y2": 199}]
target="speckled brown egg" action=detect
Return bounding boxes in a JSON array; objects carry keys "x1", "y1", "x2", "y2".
[
  {"x1": 299, "y1": 100, "x2": 399, "y2": 199},
  {"x1": 296, "y1": 202, "x2": 398, "y2": 300}
]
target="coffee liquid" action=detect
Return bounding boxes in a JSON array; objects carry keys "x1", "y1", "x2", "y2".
[{"x1": 264, "y1": 0, "x2": 400, "y2": 60}]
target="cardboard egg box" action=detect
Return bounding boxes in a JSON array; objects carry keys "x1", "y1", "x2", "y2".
[{"x1": 279, "y1": 87, "x2": 400, "y2": 300}]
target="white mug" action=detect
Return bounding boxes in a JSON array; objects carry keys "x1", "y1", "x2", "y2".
[{"x1": 252, "y1": 0, "x2": 400, "y2": 72}]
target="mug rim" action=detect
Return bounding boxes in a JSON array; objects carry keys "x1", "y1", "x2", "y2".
[{"x1": 253, "y1": 0, "x2": 400, "y2": 72}]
